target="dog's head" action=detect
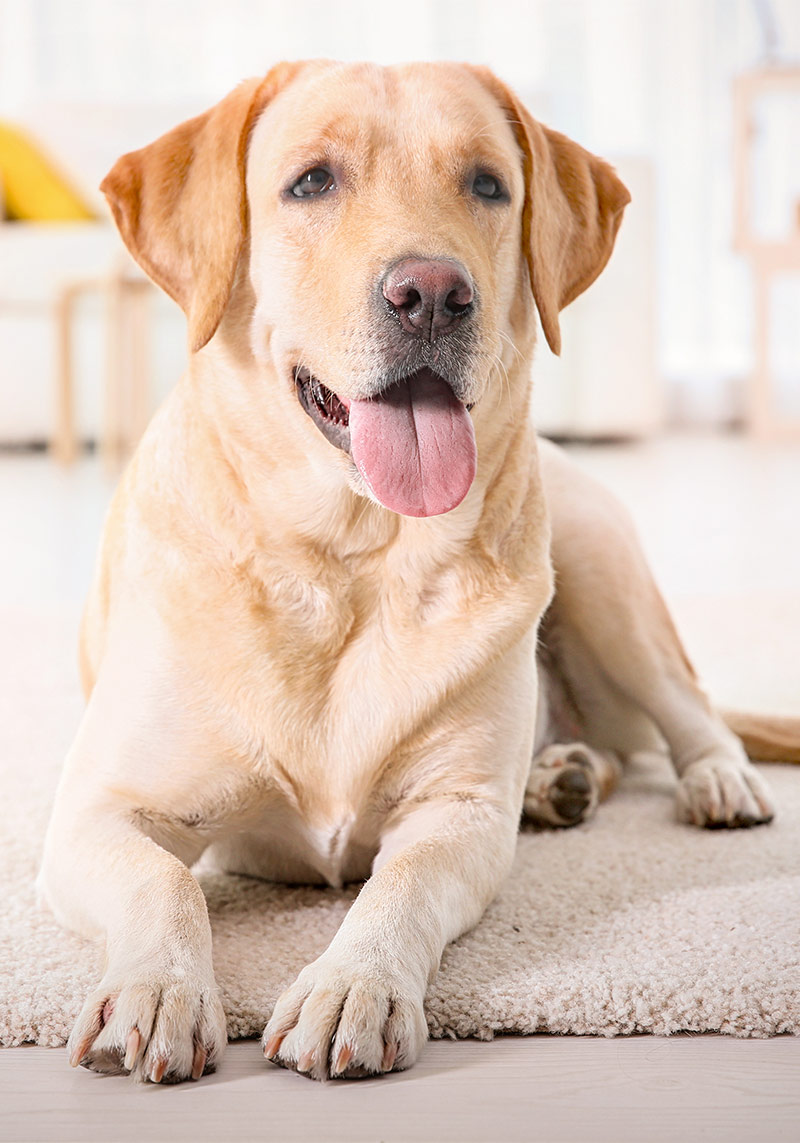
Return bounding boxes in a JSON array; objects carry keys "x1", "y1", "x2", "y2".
[{"x1": 102, "y1": 61, "x2": 629, "y2": 519}]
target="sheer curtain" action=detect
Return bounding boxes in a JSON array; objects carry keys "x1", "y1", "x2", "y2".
[{"x1": 1, "y1": 0, "x2": 798, "y2": 425}]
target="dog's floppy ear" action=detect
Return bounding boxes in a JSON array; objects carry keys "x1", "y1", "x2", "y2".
[
  {"x1": 100, "y1": 62, "x2": 302, "y2": 352},
  {"x1": 470, "y1": 68, "x2": 630, "y2": 356}
]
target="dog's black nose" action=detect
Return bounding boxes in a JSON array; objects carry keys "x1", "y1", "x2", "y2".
[{"x1": 382, "y1": 258, "x2": 474, "y2": 339}]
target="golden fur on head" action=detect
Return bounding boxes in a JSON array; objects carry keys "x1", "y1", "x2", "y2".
[{"x1": 101, "y1": 59, "x2": 629, "y2": 359}]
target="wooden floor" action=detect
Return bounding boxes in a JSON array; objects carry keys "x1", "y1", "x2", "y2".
[{"x1": 3, "y1": 1036, "x2": 800, "y2": 1143}]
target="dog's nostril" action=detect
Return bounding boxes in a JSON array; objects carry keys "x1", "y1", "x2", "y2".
[
  {"x1": 445, "y1": 288, "x2": 472, "y2": 317},
  {"x1": 402, "y1": 288, "x2": 422, "y2": 313}
]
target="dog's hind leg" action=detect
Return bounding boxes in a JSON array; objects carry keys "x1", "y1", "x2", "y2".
[{"x1": 538, "y1": 440, "x2": 774, "y2": 829}]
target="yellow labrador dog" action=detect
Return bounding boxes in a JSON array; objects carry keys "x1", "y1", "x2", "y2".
[{"x1": 40, "y1": 60, "x2": 785, "y2": 1085}]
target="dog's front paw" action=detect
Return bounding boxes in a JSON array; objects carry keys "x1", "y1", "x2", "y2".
[
  {"x1": 262, "y1": 953, "x2": 428, "y2": 1081},
  {"x1": 676, "y1": 756, "x2": 774, "y2": 829},
  {"x1": 68, "y1": 969, "x2": 227, "y2": 1083}
]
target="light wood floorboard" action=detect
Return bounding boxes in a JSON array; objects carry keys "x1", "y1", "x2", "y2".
[{"x1": 2, "y1": 1036, "x2": 799, "y2": 1143}]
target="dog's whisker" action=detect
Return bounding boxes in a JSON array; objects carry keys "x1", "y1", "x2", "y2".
[{"x1": 498, "y1": 330, "x2": 524, "y2": 364}]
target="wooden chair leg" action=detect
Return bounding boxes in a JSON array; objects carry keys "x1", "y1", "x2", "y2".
[
  {"x1": 53, "y1": 285, "x2": 78, "y2": 464},
  {"x1": 750, "y1": 266, "x2": 771, "y2": 439},
  {"x1": 102, "y1": 274, "x2": 126, "y2": 474},
  {"x1": 53, "y1": 266, "x2": 155, "y2": 470},
  {"x1": 126, "y1": 281, "x2": 151, "y2": 456}
]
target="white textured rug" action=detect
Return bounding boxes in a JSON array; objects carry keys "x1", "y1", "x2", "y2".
[{"x1": 1, "y1": 605, "x2": 798, "y2": 1049}]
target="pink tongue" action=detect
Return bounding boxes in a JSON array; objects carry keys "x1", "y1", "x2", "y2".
[{"x1": 348, "y1": 370, "x2": 476, "y2": 518}]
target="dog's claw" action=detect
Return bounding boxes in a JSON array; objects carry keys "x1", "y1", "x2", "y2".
[
  {"x1": 332, "y1": 1044, "x2": 353, "y2": 1075},
  {"x1": 124, "y1": 1028, "x2": 141, "y2": 1071},
  {"x1": 382, "y1": 1042, "x2": 398, "y2": 1071},
  {"x1": 263, "y1": 1033, "x2": 284, "y2": 1059},
  {"x1": 297, "y1": 1049, "x2": 315, "y2": 1073},
  {"x1": 69, "y1": 1035, "x2": 93, "y2": 1069},
  {"x1": 150, "y1": 1055, "x2": 168, "y2": 1084},
  {"x1": 191, "y1": 1044, "x2": 207, "y2": 1080}
]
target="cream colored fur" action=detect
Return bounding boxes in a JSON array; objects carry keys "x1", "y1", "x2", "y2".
[{"x1": 39, "y1": 60, "x2": 774, "y2": 1085}]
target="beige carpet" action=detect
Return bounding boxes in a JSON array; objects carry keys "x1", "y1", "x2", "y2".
[{"x1": 1, "y1": 605, "x2": 798, "y2": 1049}]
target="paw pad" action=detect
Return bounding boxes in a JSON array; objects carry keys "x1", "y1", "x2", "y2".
[{"x1": 550, "y1": 767, "x2": 592, "y2": 822}]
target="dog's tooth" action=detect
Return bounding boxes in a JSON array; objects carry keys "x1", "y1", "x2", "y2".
[{"x1": 312, "y1": 381, "x2": 332, "y2": 418}]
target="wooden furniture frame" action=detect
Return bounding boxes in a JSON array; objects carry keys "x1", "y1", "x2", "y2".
[
  {"x1": 733, "y1": 67, "x2": 800, "y2": 440},
  {"x1": 53, "y1": 257, "x2": 153, "y2": 470}
]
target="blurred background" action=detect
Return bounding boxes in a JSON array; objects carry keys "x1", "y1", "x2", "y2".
[{"x1": 0, "y1": 0, "x2": 798, "y2": 713}]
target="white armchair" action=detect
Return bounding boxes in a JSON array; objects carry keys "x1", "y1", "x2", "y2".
[
  {"x1": 0, "y1": 103, "x2": 190, "y2": 454},
  {"x1": 0, "y1": 216, "x2": 121, "y2": 445}
]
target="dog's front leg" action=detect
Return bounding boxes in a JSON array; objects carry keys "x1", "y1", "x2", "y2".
[
  {"x1": 40, "y1": 792, "x2": 226, "y2": 1082},
  {"x1": 262, "y1": 633, "x2": 539, "y2": 1082},
  {"x1": 39, "y1": 644, "x2": 229, "y2": 1084},
  {"x1": 262, "y1": 793, "x2": 521, "y2": 1080}
]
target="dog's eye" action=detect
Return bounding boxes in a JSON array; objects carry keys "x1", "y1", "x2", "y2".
[
  {"x1": 291, "y1": 168, "x2": 335, "y2": 197},
  {"x1": 472, "y1": 172, "x2": 506, "y2": 201}
]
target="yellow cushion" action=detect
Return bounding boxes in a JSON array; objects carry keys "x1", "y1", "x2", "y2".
[{"x1": 0, "y1": 120, "x2": 95, "y2": 221}]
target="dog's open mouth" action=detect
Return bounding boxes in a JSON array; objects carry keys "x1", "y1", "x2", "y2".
[
  {"x1": 295, "y1": 368, "x2": 351, "y2": 451},
  {"x1": 295, "y1": 365, "x2": 477, "y2": 518}
]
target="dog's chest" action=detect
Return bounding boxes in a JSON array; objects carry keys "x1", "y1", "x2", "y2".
[
  {"x1": 191, "y1": 543, "x2": 542, "y2": 882},
  {"x1": 216, "y1": 618, "x2": 454, "y2": 883},
  {"x1": 251, "y1": 583, "x2": 459, "y2": 789},
  {"x1": 236, "y1": 564, "x2": 485, "y2": 753}
]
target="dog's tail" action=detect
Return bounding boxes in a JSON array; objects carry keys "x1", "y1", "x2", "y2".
[{"x1": 722, "y1": 710, "x2": 800, "y2": 763}]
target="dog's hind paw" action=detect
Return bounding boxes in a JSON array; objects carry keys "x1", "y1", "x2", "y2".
[
  {"x1": 676, "y1": 756, "x2": 774, "y2": 829},
  {"x1": 523, "y1": 742, "x2": 620, "y2": 827}
]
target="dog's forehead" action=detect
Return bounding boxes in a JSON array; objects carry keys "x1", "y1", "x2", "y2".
[{"x1": 249, "y1": 61, "x2": 519, "y2": 176}]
